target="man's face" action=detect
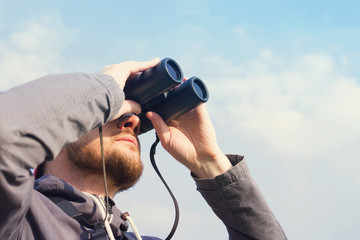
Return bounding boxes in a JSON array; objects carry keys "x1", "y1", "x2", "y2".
[{"x1": 66, "y1": 114, "x2": 143, "y2": 192}]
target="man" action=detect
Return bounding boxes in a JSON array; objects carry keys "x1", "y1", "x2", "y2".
[{"x1": 0, "y1": 58, "x2": 287, "y2": 239}]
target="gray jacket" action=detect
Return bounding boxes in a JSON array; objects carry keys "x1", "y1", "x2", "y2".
[{"x1": 0, "y1": 73, "x2": 287, "y2": 239}]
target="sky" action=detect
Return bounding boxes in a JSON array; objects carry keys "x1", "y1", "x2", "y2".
[{"x1": 1, "y1": 0, "x2": 360, "y2": 239}]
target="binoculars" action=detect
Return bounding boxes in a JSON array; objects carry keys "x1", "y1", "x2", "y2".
[{"x1": 124, "y1": 58, "x2": 209, "y2": 134}]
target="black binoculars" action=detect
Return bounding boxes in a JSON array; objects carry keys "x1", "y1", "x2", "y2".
[{"x1": 124, "y1": 58, "x2": 209, "y2": 134}]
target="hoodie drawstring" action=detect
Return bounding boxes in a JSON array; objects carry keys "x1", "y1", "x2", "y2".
[
  {"x1": 122, "y1": 212, "x2": 142, "y2": 240},
  {"x1": 84, "y1": 193, "x2": 116, "y2": 240}
]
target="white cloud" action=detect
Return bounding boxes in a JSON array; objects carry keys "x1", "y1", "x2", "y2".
[
  {"x1": 0, "y1": 11, "x2": 74, "y2": 90},
  {"x1": 300, "y1": 53, "x2": 334, "y2": 74},
  {"x1": 234, "y1": 26, "x2": 248, "y2": 38},
  {"x1": 205, "y1": 51, "x2": 360, "y2": 183},
  {"x1": 114, "y1": 196, "x2": 225, "y2": 239}
]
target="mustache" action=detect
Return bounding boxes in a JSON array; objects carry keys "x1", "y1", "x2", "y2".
[{"x1": 112, "y1": 129, "x2": 139, "y2": 143}]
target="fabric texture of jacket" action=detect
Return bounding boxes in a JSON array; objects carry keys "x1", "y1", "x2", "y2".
[{"x1": 0, "y1": 73, "x2": 287, "y2": 239}]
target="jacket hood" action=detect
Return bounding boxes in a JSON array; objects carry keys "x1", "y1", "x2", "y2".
[{"x1": 34, "y1": 175, "x2": 129, "y2": 237}]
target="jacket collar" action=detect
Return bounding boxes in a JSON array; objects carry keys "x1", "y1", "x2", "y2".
[{"x1": 34, "y1": 175, "x2": 129, "y2": 236}]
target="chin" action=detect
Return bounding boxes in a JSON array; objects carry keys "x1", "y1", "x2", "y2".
[{"x1": 105, "y1": 149, "x2": 143, "y2": 192}]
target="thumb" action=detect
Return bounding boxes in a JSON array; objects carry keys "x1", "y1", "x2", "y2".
[{"x1": 146, "y1": 111, "x2": 170, "y2": 143}]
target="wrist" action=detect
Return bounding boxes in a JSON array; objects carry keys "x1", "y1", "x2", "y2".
[{"x1": 191, "y1": 153, "x2": 233, "y2": 179}]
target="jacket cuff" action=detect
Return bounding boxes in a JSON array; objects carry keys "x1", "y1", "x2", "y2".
[
  {"x1": 93, "y1": 73, "x2": 124, "y2": 122},
  {"x1": 193, "y1": 155, "x2": 248, "y2": 190}
]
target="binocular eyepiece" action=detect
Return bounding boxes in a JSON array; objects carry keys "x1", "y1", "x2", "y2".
[{"x1": 124, "y1": 58, "x2": 209, "y2": 134}]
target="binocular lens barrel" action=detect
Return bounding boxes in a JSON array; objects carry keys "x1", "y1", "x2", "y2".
[
  {"x1": 123, "y1": 58, "x2": 209, "y2": 134},
  {"x1": 138, "y1": 77, "x2": 209, "y2": 134},
  {"x1": 124, "y1": 58, "x2": 183, "y2": 105}
]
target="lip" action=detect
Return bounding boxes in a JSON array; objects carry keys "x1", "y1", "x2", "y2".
[{"x1": 116, "y1": 136, "x2": 138, "y2": 146}]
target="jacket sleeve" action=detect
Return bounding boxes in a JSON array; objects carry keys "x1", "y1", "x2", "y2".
[
  {"x1": 194, "y1": 155, "x2": 287, "y2": 240},
  {"x1": 0, "y1": 73, "x2": 123, "y2": 238}
]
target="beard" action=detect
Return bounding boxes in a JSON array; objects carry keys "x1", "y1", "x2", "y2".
[{"x1": 66, "y1": 129, "x2": 143, "y2": 192}]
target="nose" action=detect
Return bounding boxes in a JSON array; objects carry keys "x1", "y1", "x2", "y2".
[{"x1": 116, "y1": 114, "x2": 140, "y2": 135}]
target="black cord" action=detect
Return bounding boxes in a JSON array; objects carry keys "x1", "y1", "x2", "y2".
[{"x1": 150, "y1": 134, "x2": 180, "y2": 240}]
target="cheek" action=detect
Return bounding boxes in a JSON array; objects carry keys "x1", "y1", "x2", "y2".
[
  {"x1": 76, "y1": 131, "x2": 96, "y2": 146},
  {"x1": 77, "y1": 137, "x2": 102, "y2": 159}
]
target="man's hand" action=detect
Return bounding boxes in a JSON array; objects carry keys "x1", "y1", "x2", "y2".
[
  {"x1": 100, "y1": 58, "x2": 161, "y2": 120},
  {"x1": 146, "y1": 104, "x2": 232, "y2": 179}
]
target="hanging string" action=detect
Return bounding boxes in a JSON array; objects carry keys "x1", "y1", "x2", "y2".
[{"x1": 99, "y1": 126, "x2": 110, "y2": 225}]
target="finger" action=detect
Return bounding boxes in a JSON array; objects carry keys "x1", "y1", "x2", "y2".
[
  {"x1": 127, "y1": 58, "x2": 160, "y2": 75},
  {"x1": 112, "y1": 100, "x2": 141, "y2": 121},
  {"x1": 146, "y1": 111, "x2": 170, "y2": 143}
]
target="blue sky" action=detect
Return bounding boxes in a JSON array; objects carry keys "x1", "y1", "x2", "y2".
[{"x1": 1, "y1": 1, "x2": 360, "y2": 239}]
